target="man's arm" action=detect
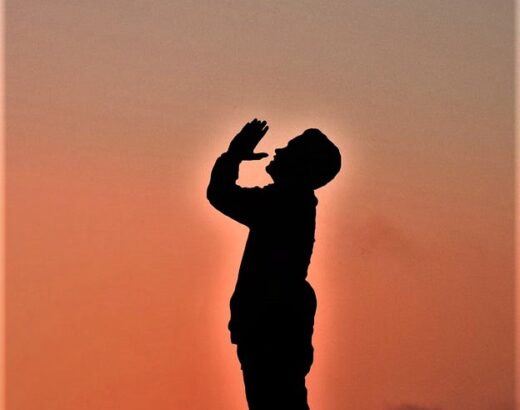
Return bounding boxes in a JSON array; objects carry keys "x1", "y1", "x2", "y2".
[
  {"x1": 207, "y1": 151, "x2": 262, "y2": 225},
  {"x1": 207, "y1": 119, "x2": 269, "y2": 226}
]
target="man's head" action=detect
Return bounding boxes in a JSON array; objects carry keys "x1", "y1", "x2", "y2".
[{"x1": 266, "y1": 129, "x2": 341, "y2": 190}]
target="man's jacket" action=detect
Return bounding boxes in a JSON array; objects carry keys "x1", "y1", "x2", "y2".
[{"x1": 207, "y1": 152, "x2": 318, "y2": 345}]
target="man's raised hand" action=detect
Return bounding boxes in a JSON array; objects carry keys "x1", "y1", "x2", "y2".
[{"x1": 227, "y1": 119, "x2": 269, "y2": 160}]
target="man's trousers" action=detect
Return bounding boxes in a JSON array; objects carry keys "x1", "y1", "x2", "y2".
[{"x1": 236, "y1": 338, "x2": 314, "y2": 410}]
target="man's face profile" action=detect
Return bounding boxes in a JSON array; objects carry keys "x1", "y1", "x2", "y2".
[{"x1": 265, "y1": 136, "x2": 306, "y2": 186}]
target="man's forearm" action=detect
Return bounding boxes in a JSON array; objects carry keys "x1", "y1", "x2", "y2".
[
  {"x1": 207, "y1": 151, "x2": 242, "y2": 209},
  {"x1": 207, "y1": 118, "x2": 268, "y2": 220}
]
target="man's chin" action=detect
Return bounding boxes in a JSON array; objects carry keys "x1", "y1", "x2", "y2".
[{"x1": 265, "y1": 164, "x2": 278, "y2": 184}]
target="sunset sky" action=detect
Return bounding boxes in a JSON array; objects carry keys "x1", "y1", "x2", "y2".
[{"x1": 6, "y1": 1, "x2": 515, "y2": 410}]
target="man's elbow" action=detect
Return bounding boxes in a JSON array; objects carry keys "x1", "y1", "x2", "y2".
[
  {"x1": 206, "y1": 184, "x2": 221, "y2": 209},
  {"x1": 207, "y1": 184, "x2": 234, "y2": 217}
]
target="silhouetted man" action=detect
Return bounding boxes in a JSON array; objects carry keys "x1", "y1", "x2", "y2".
[{"x1": 207, "y1": 119, "x2": 341, "y2": 410}]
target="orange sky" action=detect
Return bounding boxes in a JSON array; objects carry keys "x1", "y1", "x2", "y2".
[{"x1": 6, "y1": 1, "x2": 515, "y2": 410}]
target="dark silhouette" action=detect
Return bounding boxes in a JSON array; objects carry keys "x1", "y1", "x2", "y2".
[{"x1": 207, "y1": 119, "x2": 341, "y2": 410}]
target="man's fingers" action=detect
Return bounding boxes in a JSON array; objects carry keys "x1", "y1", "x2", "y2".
[
  {"x1": 233, "y1": 119, "x2": 268, "y2": 155},
  {"x1": 244, "y1": 120, "x2": 268, "y2": 142},
  {"x1": 244, "y1": 152, "x2": 269, "y2": 161}
]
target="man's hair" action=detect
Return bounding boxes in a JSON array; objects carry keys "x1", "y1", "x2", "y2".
[{"x1": 292, "y1": 129, "x2": 341, "y2": 189}]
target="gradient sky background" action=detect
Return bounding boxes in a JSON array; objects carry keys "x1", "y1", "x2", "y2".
[{"x1": 6, "y1": 1, "x2": 515, "y2": 410}]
